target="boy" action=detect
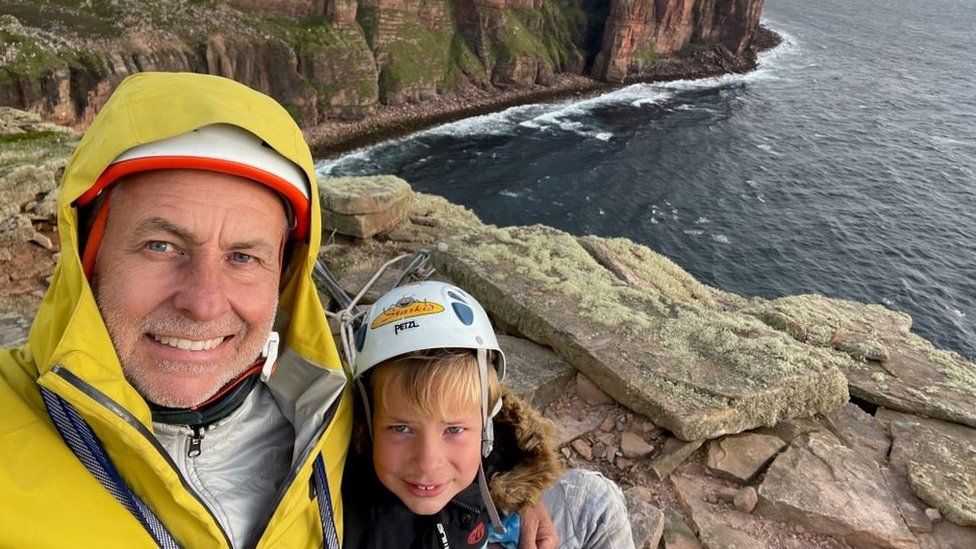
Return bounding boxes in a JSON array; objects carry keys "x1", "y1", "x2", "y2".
[
  {"x1": 342, "y1": 281, "x2": 563, "y2": 548},
  {"x1": 342, "y1": 281, "x2": 635, "y2": 548}
]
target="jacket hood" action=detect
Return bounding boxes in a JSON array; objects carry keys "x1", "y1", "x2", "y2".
[
  {"x1": 487, "y1": 385, "x2": 565, "y2": 514},
  {"x1": 27, "y1": 71, "x2": 340, "y2": 427}
]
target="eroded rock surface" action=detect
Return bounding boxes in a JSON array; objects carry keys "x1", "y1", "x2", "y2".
[
  {"x1": 416, "y1": 194, "x2": 849, "y2": 440},
  {"x1": 672, "y1": 475, "x2": 764, "y2": 548},
  {"x1": 497, "y1": 334, "x2": 575, "y2": 411},
  {"x1": 319, "y1": 176, "x2": 413, "y2": 239},
  {"x1": 706, "y1": 432, "x2": 786, "y2": 482},
  {"x1": 757, "y1": 431, "x2": 916, "y2": 548},
  {"x1": 748, "y1": 295, "x2": 976, "y2": 428},
  {"x1": 880, "y1": 409, "x2": 976, "y2": 528}
]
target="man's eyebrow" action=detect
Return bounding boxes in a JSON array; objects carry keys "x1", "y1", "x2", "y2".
[
  {"x1": 132, "y1": 217, "x2": 280, "y2": 256},
  {"x1": 230, "y1": 239, "x2": 277, "y2": 256},
  {"x1": 132, "y1": 217, "x2": 201, "y2": 246}
]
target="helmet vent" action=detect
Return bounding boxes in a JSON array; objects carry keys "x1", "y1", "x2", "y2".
[
  {"x1": 452, "y1": 302, "x2": 475, "y2": 326},
  {"x1": 447, "y1": 290, "x2": 468, "y2": 303}
]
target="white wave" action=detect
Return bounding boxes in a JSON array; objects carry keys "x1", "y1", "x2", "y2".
[
  {"x1": 930, "y1": 135, "x2": 976, "y2": 149},
  {"x1": 317, "y1": 22, "x2": 799, "y2": 173},
  {"x1": 317, "y1": 146, "x2": 377, "y2": 176},
  {"x1": 711, "y1": 234, "x2": 731, "y2": 244},
  {"x1": 499, "y1": 190, "x2": 522, "y2": 198},
  {"x1": 631, "y1": 92, "x2": 673, "y2": 107},
  {"x1": 683, "y1": 229, "x2": 704, "y2": 236},
  {"x1": 696, "y1": 217, "x2": 710, "y2": 224}
]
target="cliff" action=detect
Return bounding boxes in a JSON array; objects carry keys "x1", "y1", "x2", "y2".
[
  {"x1": 3, "y1": 108, "x2": 976, "y2": 548},
  {"x1": 0, "y1": 0, "x2": 766, "y2": 128}
]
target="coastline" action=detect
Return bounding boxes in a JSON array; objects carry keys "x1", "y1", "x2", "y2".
[{"x1": 307, "y1": 27, "x2": 784, "y2": 160}]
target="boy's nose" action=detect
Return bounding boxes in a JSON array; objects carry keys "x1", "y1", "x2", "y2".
[{"x1": 414, "y1": 436, "x2": 446, "y2": 472}]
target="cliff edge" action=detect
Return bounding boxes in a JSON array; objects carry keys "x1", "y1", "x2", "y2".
[{"x1": 1, "y1": 0, "x2": 768, "y2": 130}]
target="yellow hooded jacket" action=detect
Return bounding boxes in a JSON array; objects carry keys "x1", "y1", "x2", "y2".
[{"x1": 0, "y1": 72, "x2": 351, "y2": 547}]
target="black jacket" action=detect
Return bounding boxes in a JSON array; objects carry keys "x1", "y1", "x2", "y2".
[{"x1": 342, "y1": 386, "x2": 563, "y2": 549}]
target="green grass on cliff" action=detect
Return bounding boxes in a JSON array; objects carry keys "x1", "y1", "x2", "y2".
[
  {"x1": 0, "y1": 130, "x2": 78, "y2": 169},
  {"x1": 0, "y1": 28, "x2": 64, "y2": 77},
  {"x1": 357, "y1": 3, "x2": 456, "y2": 100}
]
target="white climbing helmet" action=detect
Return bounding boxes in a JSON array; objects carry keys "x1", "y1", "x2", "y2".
[
  {"x1": 75, "y1": 123, "x2": 312, "y2": 240},
  {"x1": 354, "y1": 280, "x2": 506, "y2": 382},
  {"x1": 354, "y1": 280, "x2": 506, "y2": 454}
]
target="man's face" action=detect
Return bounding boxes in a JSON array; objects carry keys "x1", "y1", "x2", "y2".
[
  {"x1": 372, "y1": 383, "x2": 483, "y2": 515},
  {"x1": 93, "y1": 169, "x2": 288, "y2": 408}
]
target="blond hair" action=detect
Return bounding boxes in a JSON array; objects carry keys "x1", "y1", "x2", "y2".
[{"x1": 370, "y1": 349, "x2": 500, "y2": 421}]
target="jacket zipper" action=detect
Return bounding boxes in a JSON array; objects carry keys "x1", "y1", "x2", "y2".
[
  {"x1": 52, "y1": 365, "x2": 233, "y2": 547},
  {"x1": 187, "y1": 425, "x2": 205, "y2": 458}
]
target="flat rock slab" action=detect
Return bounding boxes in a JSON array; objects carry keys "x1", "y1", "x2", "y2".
[
  {"x1": 757, "y1": 431, "x2": 916, "y2": 548},
  {"x1": 319, "y1": 175, "x2": 413, "y2": 239},
  {"x1": 625, "y1": 487, "x2": 665, "y2": 549},
  {"x1": 879, "y1": 409, "x2": 976, "y2": 527},
  {"x1": 757, "y1": 402, "x2": 890, "y2": 465},
  {"x1": 673, "y1": 475, "x2": 765, "y2": 548},
  {"x1": 652, "y1": 439, "x2": 705, "y2": 480},
  {"x1": 318, "y1": 175, "x2": 412, "y2": 214},
  {"x1": 747, "y1": 295, "x2": 976, "y2": 428},
  {"x1": 497, "y1": 334, "x2": 575, "y2": 411},
  {"x1": 916, "y1": 520, "x2": 976, "y2": 549},
  {"x1": 663, "y1": 506, "x2": 703, "y2": 549},
  {"x1": 418, "y1": 194, "x2": 849, "y2": 440},
  {"x1": 707, "y1": 432, "x2": 786, "y2": 482}
]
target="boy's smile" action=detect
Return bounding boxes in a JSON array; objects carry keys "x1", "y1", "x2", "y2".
[{"x1": 372, "y1": 389, "x2": 483, "y2": 515}]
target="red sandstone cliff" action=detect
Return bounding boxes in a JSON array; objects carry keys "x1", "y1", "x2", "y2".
[
  {"x1": 0, "y1": 0, "x2": 768, "y2": 128},
  {"x1": 592, "y1": 0, "x2": 764, "y2": 82}
]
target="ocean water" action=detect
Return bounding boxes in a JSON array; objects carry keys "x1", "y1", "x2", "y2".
[{"x1": 318, "y1": 0, "x2": 976, "y2": 361}]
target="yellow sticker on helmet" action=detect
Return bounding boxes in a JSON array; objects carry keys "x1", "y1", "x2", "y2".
[{"x1": 371, "y1": 297, "x2": 446, "y2": 329}]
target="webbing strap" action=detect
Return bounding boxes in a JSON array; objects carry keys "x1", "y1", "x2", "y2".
[
  {"x1": 312, "y1": 453, "x2": 340, "y2": 549},
  {"x1": 41, "y1": 387, "x2": 180, "y2": 549}
]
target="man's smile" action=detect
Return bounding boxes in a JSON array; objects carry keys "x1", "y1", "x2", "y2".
[{"x1": 150, "y1": 334, "x2": 228, "y2": 351}]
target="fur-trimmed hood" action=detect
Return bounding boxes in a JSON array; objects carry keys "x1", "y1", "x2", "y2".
[{"x1": 486, "y1": 385, "x2": 565, "y2": 514}]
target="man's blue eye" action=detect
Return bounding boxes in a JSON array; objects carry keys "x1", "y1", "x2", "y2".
[
  {"x1": 232, "y1": 252, "x2": 254, "y2": 264},
  {"x1": 147, "y1": 241, "x2": 171, "y2": 252}
]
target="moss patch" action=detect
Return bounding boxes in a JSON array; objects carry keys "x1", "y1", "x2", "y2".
[{"x1": 0, "y1": 130, "x2": 78, "y2": 169}]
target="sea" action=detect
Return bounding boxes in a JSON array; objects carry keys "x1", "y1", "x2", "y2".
[{"x1": 318, "y1": 0, "x2": 976, "y2": 362}]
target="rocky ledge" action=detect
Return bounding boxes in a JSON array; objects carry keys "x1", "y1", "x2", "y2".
[
  {"x1": 2, "y1": 117, "x2": 974, "y2": 548},
  {"x1": 311, "y1": 175, "x2": 976, "y2": 547}
]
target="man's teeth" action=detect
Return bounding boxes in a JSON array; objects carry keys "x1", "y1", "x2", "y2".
[
  {"x1": 152, "y1": 335, "x2": 224, "y2": 351},
  {"x1": 415, "y1": 484, "x2": 436, "y2": 491}
]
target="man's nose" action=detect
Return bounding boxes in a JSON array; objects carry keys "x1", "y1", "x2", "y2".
[{"x1": 172, "y1": 256, "x2": 231, "y2": 321}]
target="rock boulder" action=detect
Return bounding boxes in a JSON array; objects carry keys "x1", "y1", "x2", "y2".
[
  {"x1": 319, "y1": 176, "x2": 413, "y2": 239},
  {"x1": 757, "y1": 431, "x2": 916, "y2": 548},
  {"x1": 880, "y1": 409, "x2": 976, "y2": 528}
]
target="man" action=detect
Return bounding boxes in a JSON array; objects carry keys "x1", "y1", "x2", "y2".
[
  {"x1": 0, "y1": 72, "x2": 559, "y2": 549},
  {"x1": 0, "y1": 72, "x2": 351, "y2": 547}
]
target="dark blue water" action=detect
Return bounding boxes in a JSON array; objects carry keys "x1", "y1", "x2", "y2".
[{"x1": 318, "y1": 0, "x2": 976, "y2": 361}]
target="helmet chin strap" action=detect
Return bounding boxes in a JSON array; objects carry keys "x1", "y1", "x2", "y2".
[
  {"x1": 259, "y1": 331, "x2": 280, "y2": 383},
  {"x1": 477, "y1": 348, "x2": 505, "y2": 535}
]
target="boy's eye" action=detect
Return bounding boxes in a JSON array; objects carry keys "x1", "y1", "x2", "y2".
[
  {"x1": 388, "y1": 425, "x2": 411, "y2": 434},
  {"x1": 146, "y1": 241, "x2": 173, "y2": 252},
  {"x1": 444, "y1": 426, "x2": 466, "y2": 436}
]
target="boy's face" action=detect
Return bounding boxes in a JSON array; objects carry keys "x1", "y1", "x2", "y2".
[{"x1": 372, "y1": 385, "x2": 483, "y2": 515}]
